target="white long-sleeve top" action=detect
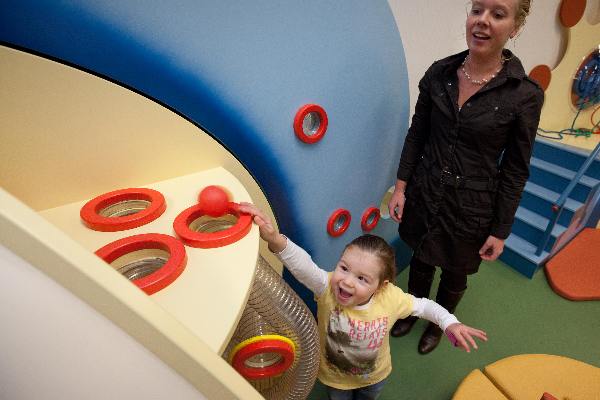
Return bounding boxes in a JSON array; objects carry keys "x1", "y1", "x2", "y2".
[{"x1": 276, "y1": 237, "x2": 459, "y2": 331}]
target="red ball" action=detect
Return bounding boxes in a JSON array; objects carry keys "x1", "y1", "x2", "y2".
[{"x1": 198, "y1": 185, "x2": 230, "y2": 217}]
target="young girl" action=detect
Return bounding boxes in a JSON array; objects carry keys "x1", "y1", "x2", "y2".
[{"x1": 238, "y1": 203, "x2": 487, "y2": 400}]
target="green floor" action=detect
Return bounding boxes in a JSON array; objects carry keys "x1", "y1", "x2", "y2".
[{"x1": 307, "y1": 259, "x2": 600, "y2": 399}]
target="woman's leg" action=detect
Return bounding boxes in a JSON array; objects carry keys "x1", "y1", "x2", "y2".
[
  {"x1": 391, "y1": 256, "x2": 435, "y2": 337},
  {"x1": 418, "y1": 269, "x2": 467, "y2": 354}
]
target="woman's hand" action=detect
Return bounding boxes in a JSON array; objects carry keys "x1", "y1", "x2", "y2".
[
  {"x1": 479, "y1": 235, "x2": 505, "y2": 261},
  {"x1": 445, "y1": 323, "x2": 487, "y2": 353},
  {"x1": 388, "y1": 180, "x2": 408, "y2": 223},
  {"x1": 238, "y1": 202, "x2": 287, "y2": 253}
]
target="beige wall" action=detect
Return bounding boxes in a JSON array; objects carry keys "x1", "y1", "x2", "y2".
[{"x1": 388, "y1": 0, "x2": 600, "y2": 121}]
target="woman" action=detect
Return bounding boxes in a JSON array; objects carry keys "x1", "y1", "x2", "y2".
[{"x1": 389, "y1": 0, "x2": 543, "y2": 354}]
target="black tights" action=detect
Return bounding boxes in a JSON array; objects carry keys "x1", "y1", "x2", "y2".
[{"x1": 409, "y1": 255, "x2": 467, "y2": 293}]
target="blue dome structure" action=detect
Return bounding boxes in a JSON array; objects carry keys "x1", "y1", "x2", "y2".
[{"x1": 1, "y1": 0, "x2": 410, "y2": 307}]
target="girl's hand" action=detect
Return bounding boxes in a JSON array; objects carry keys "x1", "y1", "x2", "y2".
[
  {"x1": 237, "y1": 202, "x2": 287, "y2": 252},
  {"x1": 445, "y1": 323, "x2": 487, "y2": 353}
]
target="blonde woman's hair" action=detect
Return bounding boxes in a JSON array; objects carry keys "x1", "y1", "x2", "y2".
[
  {"x1": 467, "y1": 0, "x2": 532, "y2": 30},
  {"x1": 515, "y1": 0, "x2": 532, "y2": 29}
]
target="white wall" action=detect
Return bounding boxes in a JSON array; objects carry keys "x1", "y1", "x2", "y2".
[
  {"x1": 388, "y1": 0, "x2": 600, "y2": 115},
  {"x1": 0, "y1": 243, "x2": 207, "y2": 400}
]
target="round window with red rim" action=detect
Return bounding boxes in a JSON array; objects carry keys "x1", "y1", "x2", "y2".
[
  {"x1": 293, "y1": 104, "x2": 328, "y2": 144},
  {"x1": 173, "y1": 202, "x2": 252, "y2": 248},
  {"x1": 361, "y1": 207, "x2": 380, "y2": 232},
  {"x1": 327, "y1": 209, "x2": 351, "y2": 237},
  {"x1": 95, "y1": 233, "x2": 186, "y2": 295},
  {"x1": 80, "y1": 188, "x2": 166, "y2": 232}
]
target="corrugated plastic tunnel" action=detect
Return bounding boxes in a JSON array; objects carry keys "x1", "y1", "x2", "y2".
[{"x1": 224, "y1": 255, "x2": 320, "y2": 400}]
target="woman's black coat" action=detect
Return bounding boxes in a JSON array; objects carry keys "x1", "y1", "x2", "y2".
[{"x1": 397, "y1": 49, "x2": 544, "y2": 274}]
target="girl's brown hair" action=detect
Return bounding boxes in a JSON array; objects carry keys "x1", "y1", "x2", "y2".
[{"x1": 345, "y1": 234, "x2": 396, "y2": 287}]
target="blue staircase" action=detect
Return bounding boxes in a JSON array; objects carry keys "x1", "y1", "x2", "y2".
[{"x1": 500, "y1": 137, "x2": 600, "y2": 278}]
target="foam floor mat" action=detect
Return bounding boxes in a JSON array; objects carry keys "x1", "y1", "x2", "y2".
[{"x1": 545, "y1": 228, "x2": 600, "y2": 301}]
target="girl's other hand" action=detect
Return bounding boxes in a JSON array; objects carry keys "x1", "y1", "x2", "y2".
[
  {"x1": 445, "y1": 323, "x2": 487, "y2": 353},
  {"x1": 238, "y1": 202, "x2": 286, "y2": 252}
]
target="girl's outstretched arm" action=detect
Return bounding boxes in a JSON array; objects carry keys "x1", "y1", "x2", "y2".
[
  {"x1": 237, "y1": 202, "x2": 328, "y2": 296},
  {"x1": 411, "y1": 297, "x2": 487, "y2": 353}
]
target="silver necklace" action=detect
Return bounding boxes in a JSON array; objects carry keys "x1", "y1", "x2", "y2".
[{"x1": 461, "y1": 55, "x2": 504, "y2": 85}]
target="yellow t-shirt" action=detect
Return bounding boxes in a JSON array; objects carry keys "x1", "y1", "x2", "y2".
[{"x1": 316, "y1": 273, "x2": 413, "y2": 389}]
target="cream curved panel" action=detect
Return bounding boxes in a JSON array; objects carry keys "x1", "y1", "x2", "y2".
[
  {"x1": 0, "y1": 242, "x2": 207, "y2": 400},
  {"x1": 0, "y1": 43, "x2": 269, "y2": 399},
  {"x1": 0, "y1": 45, "x2": 282, "y2": 273},
  {"x1": 0, "y1": 188, "x2": 264, "y2": 399},
  {"x1": 40, "y1": 167, "x2": 258, "y2": 354}
]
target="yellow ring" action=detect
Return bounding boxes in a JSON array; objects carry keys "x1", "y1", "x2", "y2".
[{"x1": 229, "y1": 334, "x2": 295, "y2": 362}]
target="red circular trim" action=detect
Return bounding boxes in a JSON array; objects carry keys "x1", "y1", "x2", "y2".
[
  {"x1": 327, "y1": 209, "x2": 351, "y2": 237},
  {"x1": 361, "y1": 207, "x2": 380, "y2": 232},
  {"x1": 293, "y1": 104, "x2": 328, "y2": 144},
  {"x1": 559, "y1": 0, "x2": 586, "y2": 28},
  {"x1": 95, "y1": 233, "x2": 187, "y2": 295},
  {"x1": 173, "y1": 202, "x2": 252, "y2": 248},
  {"x1": 529, "y1": 65, "x2": 552, "y2": 92},
  {"x1": 232, "y1": 339, "x2": 295, "y2": 380},
  {"x1": 80, "y1": 188, "x2": 166, "y2": 232}
]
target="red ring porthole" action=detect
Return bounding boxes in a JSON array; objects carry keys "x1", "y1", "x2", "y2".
[
  {"x1": 293, "y1": 104, "x2": 328, "y2": 144},
  {"x1": 361, "y1": 207, "x2": 380, "y2": 232},
  {"x1": 327, "y1": 209, "x2": 351, "y2": 237},
  {"x1": 173, "y1": 202, "x2": 252, "y2": 248},
  {"x1": 95, "y1": 233, "x2": 186, "y2": 295},
  {"x1": 231, "y1": 337, "x2": 295, "y2": 380},
  {"x1": 80, "y1": 188, "x2": 166, "y2": 232}
]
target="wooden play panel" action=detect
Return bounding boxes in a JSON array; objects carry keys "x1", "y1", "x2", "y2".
[
  {"x1": 453, "y1": 354, "x2": 600, "y2": 400},
  {"x1": 545, "y1": 228, "x2": 600, "y2": 301}
]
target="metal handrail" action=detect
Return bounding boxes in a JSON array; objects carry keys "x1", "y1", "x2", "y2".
[{"x1": 535, "y1": 141, "x2": 600, "y2": 256}]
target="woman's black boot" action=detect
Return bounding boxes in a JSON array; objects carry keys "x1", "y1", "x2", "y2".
[
  {"x1": 391, "y1": 263, "x2": 434, "y2": 337},
  {"x1": 418, "y1": 323, "x2": 443, "y2": 354},
  {"x1": 418, "y1": 285, "x2": 465, "y2": 354},
  {"x1": 390, "y1": 315, "x2": 418, "y2": 337}
]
